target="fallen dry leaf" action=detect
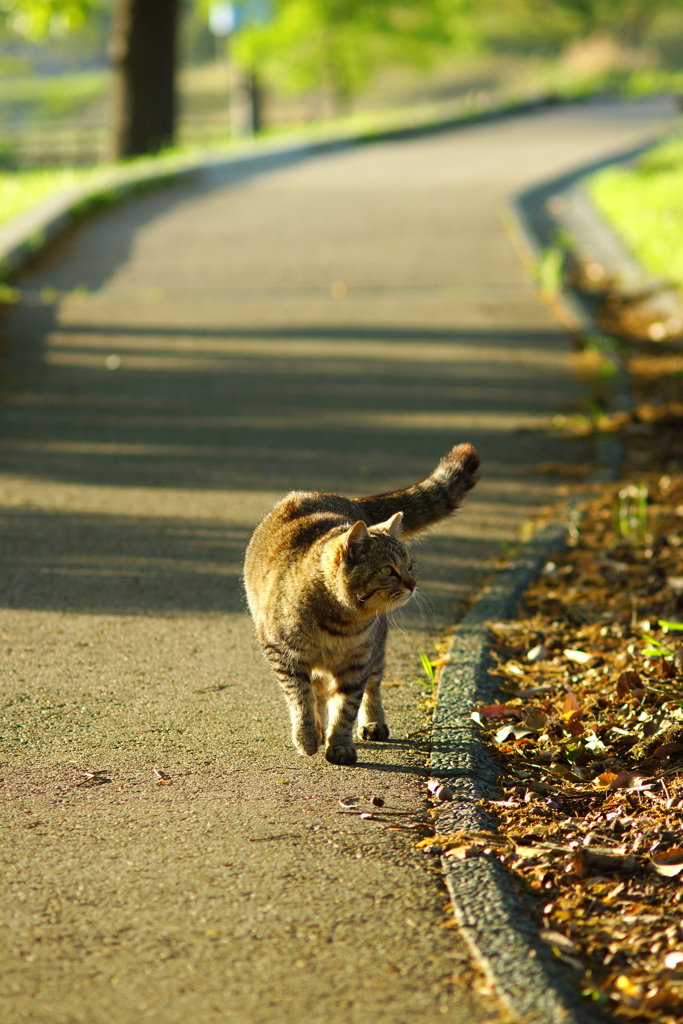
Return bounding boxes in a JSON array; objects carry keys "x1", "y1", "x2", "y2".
[
  {"x1": 653, "y1": 742, "x2": 683, "y2": 757},
  {"x1": 563, "y1": 690, "x2": 581, "y2": 712},
  {"x1": 617, "y1": 670, "x2": 642, "y2": 698},
  {"x1": 644, "y1": 986, "x2": 682, "y2": 1011},
  {"x1": 515, "y1": 685, "x2": 553, "y2": 698},
  {"x1": 594, "y1": 772, "x2": 619, "y2": 789},
  {"x1": 444, "y1": 845, "x2": 483, "y2": 860},
  {"x1": 540, "y1": 929, "x2": 578, "y2": 953},
  {"x1": 476, "y1": 704, "x2": 523, "y2": 719},
  {"x1": 564, "y1": 649, "x2": 593, "y2": 665},
  {"x1": 524, "y1": 709, "x2": 549, "y2": 731},
  {"x1": 527, "y1": 643, "x2": 547, "y2": 662},
  {"x1": 651, "y1": 848, "x2": 683, "y2": 877},
  {"x1": 608, "y1": 769, "x2": 640, "y2": 790},
  {"x1": 581, "y1": 847, "x2": 636, "y2": 872}
]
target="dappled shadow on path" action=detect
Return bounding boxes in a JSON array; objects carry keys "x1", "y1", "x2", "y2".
[
  {"x1": 0, "y1": 507, "x2": 250, "y2": 614},
  {"x1": 0, "y1": 504, "x2": 501, "y2": 616},
  {"x1": 1, "y1": 303, "x2": 587, "y2": 496},
  {"x1": 0, "y1": 306, "x2": 587, "y2": 619}
]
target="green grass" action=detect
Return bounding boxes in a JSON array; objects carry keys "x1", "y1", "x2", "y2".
[
  {"x1": 589, "y1": 136, "x2": 683, "y2": 289},
  {"x1": 0, "y1": 166, "x2": 101, "y2": 229}
]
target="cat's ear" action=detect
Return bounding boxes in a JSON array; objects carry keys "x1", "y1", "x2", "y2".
[
  {"x1": 377, "y1": 511, "x2": 403, "y2": 537},
  {"x1": 344, "y1": 520, "x2": 370, "y2": 559}
]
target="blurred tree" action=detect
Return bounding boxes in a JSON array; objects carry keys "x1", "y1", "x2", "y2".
[
  {"x1": 110, "y1": 0, "x2": 179, "y2": 156},
  {"x1": 4, "y1": 0, "x2": 179, "y2": 156}
]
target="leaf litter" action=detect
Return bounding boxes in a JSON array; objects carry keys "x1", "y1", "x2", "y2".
[{"x1": 429, "y1": 473, "x2": 683, "y2": 1021}]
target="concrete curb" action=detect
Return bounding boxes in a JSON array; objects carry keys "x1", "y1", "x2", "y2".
[
  {"x1": 505, "y1": 156, "x2": 638, "y2": 480},
  {"x1": 433, "y1": 518, "x2": 609, "y2": 1024},
  {"x1": 0, "y1": 95, "x2": 562, "y2": 286},
  {"x1": 505, "y1": 137, "x2": 683, "y2": 480}
]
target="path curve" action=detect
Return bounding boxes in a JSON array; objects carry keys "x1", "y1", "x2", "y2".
[{"x1": 0, "y1": 96, "x2": 676, "y2": 1024}]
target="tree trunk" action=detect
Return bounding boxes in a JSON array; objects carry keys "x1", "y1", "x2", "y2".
[{"x1": 111, "y1": 0, "x2": 179, "y2": 159}]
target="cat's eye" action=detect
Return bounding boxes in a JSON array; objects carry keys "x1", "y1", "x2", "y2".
[{"x1": 381, "y1": 566, "x2": 393, "y2": 576}]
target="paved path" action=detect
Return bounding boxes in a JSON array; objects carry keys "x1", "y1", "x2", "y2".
[{"x1": 0, "y1": 97, "x2": 676, "y2": 1024}]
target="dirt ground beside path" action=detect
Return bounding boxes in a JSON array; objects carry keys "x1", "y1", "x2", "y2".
[{"x1": 0, "y1": 96, "x2": 678, "y2": 1024}]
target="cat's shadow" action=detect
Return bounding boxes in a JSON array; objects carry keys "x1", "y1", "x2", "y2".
[
  {"x1": 355, "y1": 737, "x2": 431, "y2": 774},
  {"x1": 353, "y1": 761, "x2": 430, "y2": 775}
]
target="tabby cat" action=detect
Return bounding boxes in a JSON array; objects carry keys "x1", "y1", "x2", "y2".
[{"x1": 244, "y1": 443, "x2": 479, "y2": 766}]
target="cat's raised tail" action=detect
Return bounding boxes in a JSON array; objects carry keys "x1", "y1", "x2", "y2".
[{"x1": 356, "y1": 443, "x2": 479, "y2": 538}]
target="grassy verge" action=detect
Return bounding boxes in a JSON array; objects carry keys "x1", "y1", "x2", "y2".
[
  {"x1": 589, "y1": 136, "x2": 683, "y2": 290},
  {"x1": 0, "y1": 165, "x2": 101, "y2": 229}
]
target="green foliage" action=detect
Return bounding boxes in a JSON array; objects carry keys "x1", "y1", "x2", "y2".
[
  {"x1": 221, "y1": 0, "x2": 683, "y2": 112},
  {"x1": 551, "y1": 0, "x2": 680, "y2": 44},
  {"x1": 590, "y1": 134, "x2": 683, "y2": 289},
  {"x1": 227, "y1": 0, "x2": 478, "y2": 107},
  {"x1": 0, "y1": 0, "x2": 98, "y2": 39},
  {"x1": 477, "y1": 0, "x2": 683, "y2": 51}
]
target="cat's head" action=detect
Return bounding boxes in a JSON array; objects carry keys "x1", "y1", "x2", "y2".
[{"x1": 335, "y1": 512, "x2": 417, "y2": 613}]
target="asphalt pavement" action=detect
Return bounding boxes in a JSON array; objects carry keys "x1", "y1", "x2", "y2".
[{"x1": 0, "y1": 96, "x2": 677, "y2": 1024}]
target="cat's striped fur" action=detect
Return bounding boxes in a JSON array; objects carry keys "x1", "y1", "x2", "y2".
[{"x1": 244, "y1": 443, "x2": 479, "y2": 765}]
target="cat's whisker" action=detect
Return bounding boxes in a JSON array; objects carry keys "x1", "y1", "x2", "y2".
[
  {"x1": 413, "y1": 590, "x2": 437, "y2": 632},
  {"x1": 387, "y1": 607, "x2": 408, "y2": 636}
]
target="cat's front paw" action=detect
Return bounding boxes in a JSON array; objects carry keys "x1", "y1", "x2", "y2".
[
  {"x1": 359, "y1": 722, "x2": 390, "y2": 742},
  {"x1": 324, "y1": 742, "x2": 358, "y2": 766},
  {"x1": 293, "y1": 725, "x2": 322, "y2": 756}
]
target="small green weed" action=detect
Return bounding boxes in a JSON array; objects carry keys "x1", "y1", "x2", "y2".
[
  {"x1": 642, "y1": 619, "x2": 683, "y2": 657},
  {"x1": 614, "y1": 484, "x2": 648, "y2": 545},
  {"x1": 419, "y1": 649, "x2": 436, "y2": 691}
]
